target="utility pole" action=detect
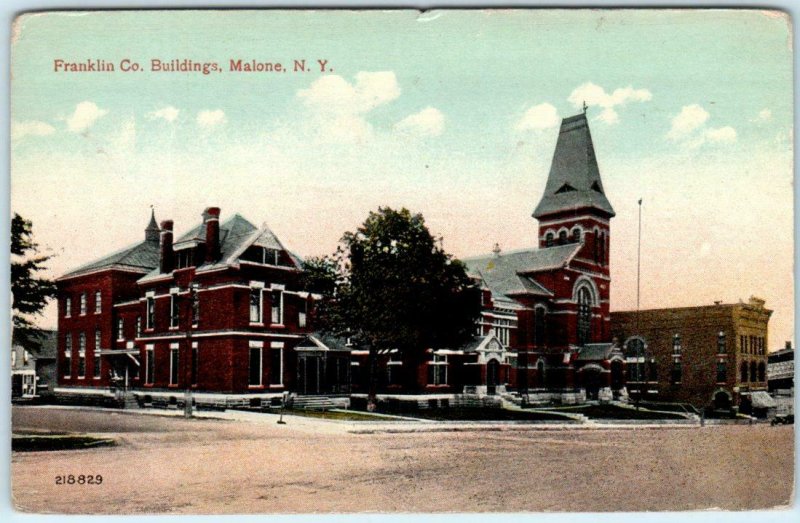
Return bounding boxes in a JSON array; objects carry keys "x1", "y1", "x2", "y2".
[{"x1": 184, "y1": 282, "x2": 199, "y2": 418}]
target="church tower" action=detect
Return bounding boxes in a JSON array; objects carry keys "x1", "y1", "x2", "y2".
[{"x1": 533, "y1": 111, "x2": 615, "y2": 272}]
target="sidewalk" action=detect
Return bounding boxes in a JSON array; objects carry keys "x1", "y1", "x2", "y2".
[{"x1": 18, "y1": 404, "x2": 709, "y2": 435}]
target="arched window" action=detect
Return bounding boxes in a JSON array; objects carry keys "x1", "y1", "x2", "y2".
[
  {"x1": 558, "y1": 230, "x2": 568, "y2": 245},
  {"x1": 716, "y1": 361, "x2": 727, "y2": 383},
  {"x1": 740, "y1": 361, "x2": 748, "y2": 382},
  {"x1": 717, "y1": 332, "x2": 726, "y2": 354},
  {"x1": 571, "y1": 227, "x2": 582, "y2": 243},
  {"x1": 576, "y1": 286, "x2": 592, "y2": 345},
  {"x1": 599, "y1": 232, "x2": 606, "y2": 266},
  {"x1": 534, "y1": 306, "x2": 547, "y2": 347},
  {"x1": 545, "y1": 232, "x2": 554, "y2": 248}
]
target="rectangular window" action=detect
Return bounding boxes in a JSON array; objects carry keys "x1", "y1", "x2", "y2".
[
  {"x1": 191, "y1": 342, "x2": 199, "y2": 386},
  {"x1": 145, "y1": 345, "x2": 155, "y2": 385},
  {"x1": 117, "y1": 318, "x2": 124, "y2": 340},
  {"x1": 94, "y1": 330, "x2": 102, "y2": 379},
  {"x1": 136, "y1": 316, "x2": 142, "y2": 338},
  {"x1": 64, "y1": 335, "x2": 72, "y2": 377},
  {"x1": 270, "y1": 290, "x2": 283, "y2": 325},
  {"x1": 387, "y1": 352, "x2": 403, "y2": 386},
  {"x1": 298, "y1": 299, "x2": 307, "y2": 328},
  {"x1": 671, "y1": 359, "x2": 682, "y2": 384},
  {"x1": 269, "y1": 342, "x2": 283, "y2": 386},
  {"x1": 249, "y1": 346, "x2": 263, "y2": 386},
  {"x1": 170, "y1": 294, "x2": 179, "y2": 328},
  {"x1": 192, "y1": 295, "x2": 199, "y2": 327},
  {"x1": 428, "y1": 354, "x2": 448, "y2": 385},
  {"x1": 249, "y1": 288, "x2": 262, "y2": 323},
  {"x1": 95, "y1": 291, "x2": 102, "y2": 314},
  {"x1": 716, "y1": 361, "x2": 727, "y2": 383},
  {"x1": 78, "y1": 333, "x2": 86, "y2": 378},
  {"x1": 169, "y1": 344, "x2": 179, "y2": 385},
  {"x1": 146, "y1": 296, "x2": 155, "y2": 330},
  {"x1": 64, "y1": 297, "x2": 71, "y2": 317},
  {"x1": 672, "y1": 334, "x2": 681, "y2": 355},
  {"x1": 80, "y1": 293, "x2": 87, "y2": 315},
  {"x1": 717, "y1": 332, "x2": 726, "y2": 354},
  {"x1": 93, "y1": 351, "x2": 101, "y2": 379}
]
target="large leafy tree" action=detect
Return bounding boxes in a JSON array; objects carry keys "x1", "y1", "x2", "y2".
[
  {"x1": 11, "y1": 214, "x2": 57, "y2": 351},
  {"x1": 309, "y1": 207, "x2": 480, "y2": 408}
]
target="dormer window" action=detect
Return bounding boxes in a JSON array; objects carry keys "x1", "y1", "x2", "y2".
[
  {"x1": 558, "y1": 230, "x2": 568, "y2": 245},
  {"x1": 555, "y1": 183, "x2": 576, "y2": 194},
  {"x1": 175, "y1": 248, "x2": 195, "y2": 270},
  {"x1": 571, "y1": 227, "x2": 582, "y2": 243},
  {"x1": 241, "y1": 246, "x2": 285, "y2": 266},
  {"x1": 545, "y1": 232, "x2": 554, "y2": 248}
]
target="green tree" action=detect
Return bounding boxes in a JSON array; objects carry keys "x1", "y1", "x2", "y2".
[
  {"x1": 317, "y1": 207, "x2": 480, "y2": 409},
  {"x1": 11, "y1": 214, "x2": 57, "y2": 351}
]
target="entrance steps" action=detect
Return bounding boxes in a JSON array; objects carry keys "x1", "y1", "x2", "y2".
[
  {"x1": 123, "y1": 393, "x2": 140, "y2": 410},
  {"x1": 291, "y1": 395, "x2": 350, "y2": 411}
]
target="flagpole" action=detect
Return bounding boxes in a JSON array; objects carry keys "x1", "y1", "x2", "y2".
[{"x1": 636, "y1": 198, "x2": 642, "y2": 333}]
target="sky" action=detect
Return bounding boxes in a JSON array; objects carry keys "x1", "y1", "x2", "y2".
[{"x1": 10, "y1": 9, "x2": 794, "y2": 345}]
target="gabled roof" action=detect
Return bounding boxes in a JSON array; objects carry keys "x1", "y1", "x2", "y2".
[
  {"x1": 463, "y1": 244, "x2": 581, "y2": 300},
  {"x1": 533, "y1": 112, "x2": 615, "y2": 219},
  {"x1": 296, "y1": 333, "x2": 350, "y2": 352},
  {"x1": 59, "y1": 238, "x2": 160, "y2": 280},
  {"x1": 460, "y1": 334, "x2": 504, "y2": 353},
  {"x1": 139, "y1": 214, "x2": 299, "y2": 282}
]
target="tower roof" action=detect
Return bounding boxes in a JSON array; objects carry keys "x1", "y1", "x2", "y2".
[
  {"x1": 144, "y1": 207, "x2": 160, "y2": 242},
  {"x1": 533, "y1": 112, "x2": 615, "y2": 219}
]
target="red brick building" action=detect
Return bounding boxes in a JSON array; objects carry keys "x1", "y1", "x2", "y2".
[
  {"x1": 459, "y1": 111, "x2": 624, "y2": 403},
  {"x1": 55, "y1": 207, "x2": 339, "y2": 406}
]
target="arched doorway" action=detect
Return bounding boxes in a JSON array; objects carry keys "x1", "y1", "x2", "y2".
[
  {"x1": 486, "y1": 359, "x2": 500, "y2": 395},
  {"x1": 713, "y1": 390, "x2": 732, "y2": 411},
  {"x1": 580, "y1": 365, "x2": 604, "y2": 400}
]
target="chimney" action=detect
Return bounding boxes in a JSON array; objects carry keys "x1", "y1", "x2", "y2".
[
  {"x1": 203, "y1": 207, "x2": 221, "y2": 263},
  {"x1": 159, "y1": 220, "x2": 174, "y2": 273}
]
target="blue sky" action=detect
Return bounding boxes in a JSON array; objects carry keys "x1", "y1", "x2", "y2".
[{"x1": 10, "y1": 10, "x2": 794, "y2": 343}]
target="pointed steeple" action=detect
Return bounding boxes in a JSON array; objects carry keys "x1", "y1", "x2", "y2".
[
  {"x1": 144, "y1": 207, "x2": 160, "y2": 242},
  {"x1": 533, "y1": 112, "x2": 615, "y2": 219}
]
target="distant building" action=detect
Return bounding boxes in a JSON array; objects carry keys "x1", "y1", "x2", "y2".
[
  {"x1": 610, "y1": 297, "x2": 772, "y2": 410},
  {"x1": 768, "y1": 341, "x2": 794, "y2": 392},
  {"x1": 11, "y1": 330, "x2": 57, "y2": 399}
]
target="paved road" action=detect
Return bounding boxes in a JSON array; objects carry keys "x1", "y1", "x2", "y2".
[{"x1": 11, "y1": 406, "x2": 795, "y2": 514}]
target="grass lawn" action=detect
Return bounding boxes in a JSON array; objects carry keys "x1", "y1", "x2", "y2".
[
  {"x1": 546, "y1": 403, "x2": 688, "y2": 420},
  {"x1": 12, "y1": 433, "x2": 116, "y2": 452},
  {"x1": 374, "y1": 407, "x2": 577, "y2": 422},
  {"x1": 283, "y1": 409, "x2": 401, "y2": 421}
]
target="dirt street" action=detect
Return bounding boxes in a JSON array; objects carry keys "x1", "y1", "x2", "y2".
[{"x1": 11, "y1": 407, "x2": 795, "y2": 514}]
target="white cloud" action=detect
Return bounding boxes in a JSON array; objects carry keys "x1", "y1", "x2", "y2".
[
  {"x1": 567, "y1": 82, "x2": 652, "y2": 124},
  {"x1": 515, "y1": 103, "x2": 560, "y2": 131},
  {"x1": 298, "y1": 71, "x2": 400, "y2": 115},
  {"x1": 704, "y1": 126, "x2": 737, "y2": 143},
  {"x1": 196, "y1": 109, "x2": 226, "y2": 128},
  {"x1": 147, "y1": 106, "x2": 180, "y2": 123},
  {"x1": 667, "y1": 104, "x2": 710, "y2": 140},
  {"x1": 294, "y1": 71, "x2": 401, "y2": 144},
  {"x1": 12, "y1": 120, "x2": 55, "y2": 140},
  {"x1": 66, "y1": 101, "x2": 108, "y2": 133},
  {"x1": 395, "y1": 107, "x2": 445, "y2": 137},
  {"x1": 667, "y1": 104, "x2": 736, "y2": 148}
]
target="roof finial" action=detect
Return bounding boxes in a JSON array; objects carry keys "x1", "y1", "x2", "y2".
[
  {"x1": 582, "y1": 100, "x2": 588, "y2": 114},
  {"x1": 145, "y1": 205, "x2": 160, "y2": 242}
]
